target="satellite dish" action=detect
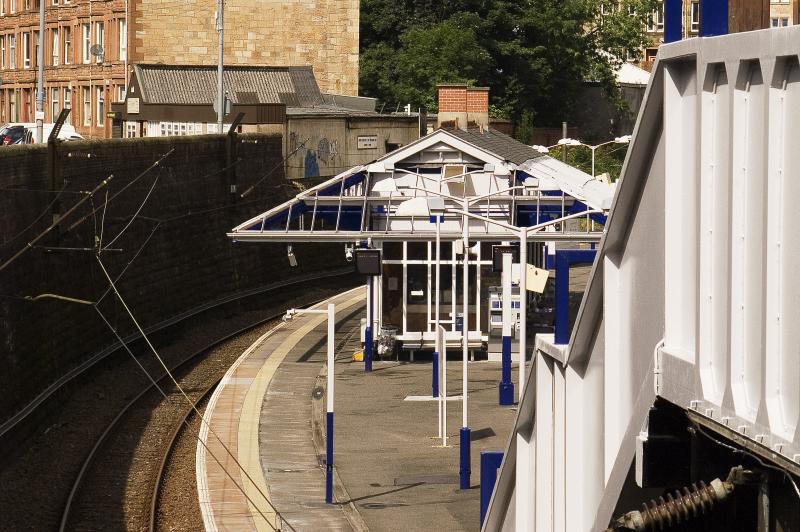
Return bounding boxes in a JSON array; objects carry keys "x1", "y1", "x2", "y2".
[{"x1": 90, "y1": 44, "x2": 105, "y2": 57}]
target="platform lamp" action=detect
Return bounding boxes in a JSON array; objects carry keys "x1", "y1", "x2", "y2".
[
  {"x1": 282, "y1": 304, "x2": 336, "y2": 503},
  {"x1": 354, "y1": 246, "x2": 382, "y2": 372}
]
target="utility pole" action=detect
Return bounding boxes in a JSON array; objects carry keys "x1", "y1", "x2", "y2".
[
  {"x1": 216, "y1": 0, "x2": 224, "y2": 132},
  {"x1": 36, "y1": 0, "x2": 45, "y2": 143}
]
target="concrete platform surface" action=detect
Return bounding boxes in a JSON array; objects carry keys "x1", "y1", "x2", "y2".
[{"x1": 199, "y1": 287, "x2": 520, "y2": 532}]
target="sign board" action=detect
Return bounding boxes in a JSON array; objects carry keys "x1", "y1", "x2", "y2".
[
  {"x1": 492, "y1": 245, "x2": 519, "y2": 272},
  {"x1": 525, "y1": 264, "x2": 549, "y2": 293},
  {"x1": 357, "y1": 135, "x2": 378, "y2": 150},
  {"x1": 126, "y1": 97, "x2": 140, "y2": 114},
  {"x1": 355, "y1": 249, "x2": 382, "y2": 275}
]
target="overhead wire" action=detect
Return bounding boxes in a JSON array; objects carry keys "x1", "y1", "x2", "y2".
[
  {"x1": 0, "y1": 175, "x2": 113, "y2": 275},
  {"x1": 94, "y1": 256, "x2": 295, "y2": 531},
  {"x1": 240, "y1": 137, "x2": 309, "y2": 198},
  {"x1": 102, "y1": 173, "x2": 160, "y2": 251},
  {"x1": 66, "y1": 148, "x2": 175, "y2": 233},
  {"x1": 92, "y1": 305, "x2": 282, "y2": 532}
]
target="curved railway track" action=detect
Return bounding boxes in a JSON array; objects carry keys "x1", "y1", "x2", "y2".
[
  {"x1": 58, "y1": 297, "x2": 329, "y2": 531},
  {"x1": 0, "y1": 273, "x2": 353, "y2": 531}
]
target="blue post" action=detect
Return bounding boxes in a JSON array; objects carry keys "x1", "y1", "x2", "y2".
[
  {"x1": 664, "y1": 0, "x2": 683, "y2": 43},
  {"x1": 365, "y1": 277, "x2": 373, "y2": 372},
  {"x1": 480, "y1": 451, "x2": 504, "y2": 528},
  {"x1": 554, "y1": 250, "x2": 597, "y2": 345},
  {"x1": 326, "y1": 412, "x2": 334, "y2": 503},
  {"x1": 460, "y1": 427, "x2": 471, "y2": 489},
  {"x1": 499, "y1": 336, "x2": 514, "y2": 405},
  {"x1": 700, "y1": 0, "x2": 728, "y2": 37},
  {"x1": 432, "y1": 351, "x2": 439, "y2": 397}
]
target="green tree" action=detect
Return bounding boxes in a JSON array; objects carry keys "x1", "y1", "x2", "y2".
[{"x1": 359, "y1": 0, "x2": 658, "y2": 125}]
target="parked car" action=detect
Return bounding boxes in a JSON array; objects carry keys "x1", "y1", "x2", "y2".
[
  {"x1": 0, "y1": 123, "x2": 83, "y2": 145},
  {"x1": 0, "y1": 124, "x2": 27, "y2": 145}
]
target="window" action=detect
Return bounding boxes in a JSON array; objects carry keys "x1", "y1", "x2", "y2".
[
  {"x1": 0, "y1": 36, "x2": 5, "y2": 69},
  {"x1": 771, "y1": 17, "x2": 789, "y2": 27},
  {"x1": 63, "y1": 26, "x2": 70, "y2": 64},
  {"x1": 82, "y1": 86, "x2": 90, "y2": 126},
  {"x1": 94, "y1": 21, "x2": 103, "y2": 62},
  {"x1": 96, "y1": 87, "x2": 104, "y2": 125},
  {"x1": 81, "y1": 23, "x2": 89, "y2": 63},
  {"x1": 9, "y1": 0, "x2": 14, "y2": 13},
  {"x1": 51, "y1": 87, "x2": 58, "y2": 119},
  {"x1": 691, "y1": 2, "x2": 700, "y2": 33},
  {"x1": 52, "y1": 0, "x2": 58, "y2": 4},
  {"x1": 51, "y1": 28, "x2": 58, "y2": 65},
  {"x1": 9, "y1": 90, "x2": 16, "y2": 121},
  {"x1": 33, "y1": 30, "x2": 38, "y2": 68},
  {"x1": 647, "y1": 6, "x2": 664, "y2": 32},
  {"x1": 118, "y1": 18, "x2": 126, "y2": 61},
  {"x1": 9, "y1": 34, "x2": 15, "y2": 68},
  {"x1": 23, "y1": 32, "x2": 29, "y2": 68},
  {"x1": 1, "y1": 0, "x2": 4, "y2": 16},
  {"x1": 115, "y1": 85, "x2": 125, "y2": 102},
  {"x1": 64, "y1": 87, "x2": 71, "y2": 123}
]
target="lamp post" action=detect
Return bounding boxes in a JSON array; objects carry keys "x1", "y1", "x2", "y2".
[
  {"x1": 283, "y1": 304, "x2": 336, "y2": 504},
  {"x1": 545, "y1": 136, "x2": 632, "y2": 177}
]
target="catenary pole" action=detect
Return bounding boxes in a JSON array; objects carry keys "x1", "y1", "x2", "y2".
[
  {"x1": 216, "y1": 0, "x2": 224, "y2": 132},
  {"x1": 36, "y1": 0, "x2": 45, "y2": 143}
]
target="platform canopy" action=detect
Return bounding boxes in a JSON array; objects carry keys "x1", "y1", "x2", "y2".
[{"x1": 229, "y1": 127, "x2": 615, "y2": 243}]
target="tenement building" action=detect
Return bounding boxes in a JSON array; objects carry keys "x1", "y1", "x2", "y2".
[{"x1": 0, "y1": 0, "x2": 359, "y2": 138}]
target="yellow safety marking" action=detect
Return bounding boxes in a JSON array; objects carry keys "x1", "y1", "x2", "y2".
[{"x1": 238, "y1": 291, "x2": 364, "y2": 531}]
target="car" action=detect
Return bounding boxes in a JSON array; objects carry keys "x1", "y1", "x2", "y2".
[
  {"x1": 0, "y1": 123, "x2": 84, "y2": 145},
  {"x1": 0, "y1": 124, "x2": 27, "y2": 145}
]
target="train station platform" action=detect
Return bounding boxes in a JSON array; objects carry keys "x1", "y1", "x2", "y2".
[{"x1": 196, "y1": 287, "x2": 518, "y2": 531}]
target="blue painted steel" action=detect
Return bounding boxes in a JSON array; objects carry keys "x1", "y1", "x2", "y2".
[
  {"x1": 664, "y1": 0, "x2": 683, "y2": 43},
  {"x1": 432, "y1": 351, "x2": 439, "y2": 397},
  {"x1": 428, "y1": 215, "x2": 445, "y2": 223},
  {"x1": 554, "y1": 249, "x2": 597, "y2": 344},
  {"x1": 318, "y1": 171, "x2": 366, "y2": 196},
  {"x1": 700, "y1": 0, "x2": 728, "y2": 36},
  {"x1": 479, "y1": 451, "x2": 505, "y2": 527},
  {"x1": 326, "y1": 411, "x2": 334, "y2": 503},
  {"x1": 456, "y1": 314, "x2": 463, "y2": 333},
  {"x1": 365, "y1": 277, "x2": 373, "y2": 372},
  {"x1": 499, "y1": 336, "x2": 514, "y2": 405},
  {"x1": 460, "y1": 427, "x2": 472, "y2": 489}
]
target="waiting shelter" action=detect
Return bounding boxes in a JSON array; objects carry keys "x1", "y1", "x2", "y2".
[{"x1": 228, "y1": 125, "x2": 613, "y2": 362}]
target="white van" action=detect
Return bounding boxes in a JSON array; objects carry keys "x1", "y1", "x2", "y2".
[{"x1": 9, "y1": 123, "x2": 84, "y2": 144}]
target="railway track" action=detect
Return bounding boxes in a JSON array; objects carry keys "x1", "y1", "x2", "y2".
[
  {"x1": 58, "y1": 297, "x2": 331, "y2": 531},
  {"x1": 0, "y1": 274, "x2": 354, "y2": 531}
]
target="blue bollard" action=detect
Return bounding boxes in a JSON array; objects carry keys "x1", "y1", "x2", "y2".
[
  {"x1": 480, "y1": 451, "x2": 504, "y2": 528},
  {"x1": 364, "y1": 325, "x2": 373, "y2": 372},
  {"x1": 432, "y1": 351, "x2": 439, "y2": 398},
  {"x1": 460, "y1": 427, "x2": 471, "y2": 489},
  {"x1": 499, "y1": 336, "x2": 514, "y2": 405},
  {"x1": 325, "y1": 412, "x2": 334, "y2": 503}
]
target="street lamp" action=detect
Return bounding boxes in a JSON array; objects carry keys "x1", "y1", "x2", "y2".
[
  {"x1": 283, "y1": 304, "x2": 336, "y2": 504},
  {"x1": 552, "y1": 135, "x2": 632, "y2": 177}
]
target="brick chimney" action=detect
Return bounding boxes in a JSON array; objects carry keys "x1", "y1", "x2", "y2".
[{"x1": 437, "y1": 84, "x2": 489, "y2": 130}]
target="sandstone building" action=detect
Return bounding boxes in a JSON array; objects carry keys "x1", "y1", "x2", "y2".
[{"x1": 0, "y1": 0, "x2": 359, "y2": 138}]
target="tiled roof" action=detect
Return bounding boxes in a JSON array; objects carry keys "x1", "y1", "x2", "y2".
[
  {"x1": 446, "y1": 127, "x2": 545, "y2": 165},
  {"x1": 133, "y1": 64, "x2": 323, "y2": 107}
]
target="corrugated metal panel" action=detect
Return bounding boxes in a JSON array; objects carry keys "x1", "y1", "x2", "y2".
[{"x1": 134, "y1": 64, "x2": 323, "y2": 107}]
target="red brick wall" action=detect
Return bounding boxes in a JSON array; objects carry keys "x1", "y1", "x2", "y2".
[
  {"x1": 466, "y1": 89, "x2": 488, "y2": 114},
  {"x1": 437, "y1": 85, "x2": 467, "y2": 113}
]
